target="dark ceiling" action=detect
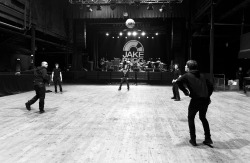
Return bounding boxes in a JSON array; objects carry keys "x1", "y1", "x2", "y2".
[{"x1": 191, "y1": 0, "x2": 250, "y2": 37}]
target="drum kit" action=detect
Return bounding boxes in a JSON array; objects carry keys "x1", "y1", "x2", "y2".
[{"x1": 100, "y1": 58, "x2": 168, "y2": 72}]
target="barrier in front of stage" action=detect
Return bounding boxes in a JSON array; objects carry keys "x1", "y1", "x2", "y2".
[
  {"x1": 63, "y1": 71, "x2": 173, "y2": 84},
  {"x1": 0, "y1": 74, "x2": 34, "y2": 96}
]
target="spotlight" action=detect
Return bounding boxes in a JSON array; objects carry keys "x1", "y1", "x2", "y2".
[
  {"x1": 138, "y1": 37, "x2": 140, "y2": 39},
  {"x1": 117, "y1": 36, "x2": 119, "y2": 38},
  {"x1": 132, "y1": 31, "x2": 137, "y2": 36},
  {"x1": 123, "y1": 12, "x2": 128, "y2": 17},
  {"x1": 125, "y1": 37, "x2": 127, "y2": 39},
  {"x1": 86, "y1": 5, "x2": 93, "y2": 12},
  {"x1": 141, "y1": 32, "x2": 146, "y2": 36},
  {"x1": 155, "y1": 33, "x2": 159, "y2": 36},
  {"x1": 159, "y1": 4, "x2": 166, "y2": 12},
  {"x1": 112, "y1": 37, "x2": 114, "y2": 39},
  {"x1": 147, "y1": 36, "x2": 149, "y2": 38},
  {"x1": 127, "y1": 32, "x2": 132, "y2": 36},
  {"x1": 147, "y1": 3, "x2": 153, "y2": 10},
  {"x1": 97, "y1": 4, "x2": 102, "y2": 11},
  {"x1": 152, "y1": 37, "x2": 154, "y2": 39},
  {"x1": 106, "y1": 33, "x2": 109, "y2": 36},
  {"x1": 119, "y1": 32, "x2": 123, "y2": 36}
]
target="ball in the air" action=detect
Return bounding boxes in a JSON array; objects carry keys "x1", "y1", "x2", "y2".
[{"x1": 125, "y1": 19, "x2": 135, "y2": 29}]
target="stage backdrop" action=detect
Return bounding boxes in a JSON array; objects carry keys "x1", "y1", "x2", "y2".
[{"x1": 98, "y1": 34, "x2": 168, "y2": 63}]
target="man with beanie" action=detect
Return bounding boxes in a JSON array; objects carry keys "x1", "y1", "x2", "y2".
[
  {"x1": 176, "y1": 60, "x2": 214, "y2": 146},
  {"x1": 25, "y1": 61, "x2": 50, "y2": 114}
]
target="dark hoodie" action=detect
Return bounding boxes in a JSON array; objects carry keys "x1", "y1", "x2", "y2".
[
  {"x1": 33, "y1": 66, "x2": 50, "y2": 85},
  {"x1": 176, "y1": 70, "x2": 213, "y2": 99}
]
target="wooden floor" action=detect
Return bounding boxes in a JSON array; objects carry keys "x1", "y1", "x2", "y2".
[{"x1": 0, "y1": 84, "x2": 250, "y2": 163}]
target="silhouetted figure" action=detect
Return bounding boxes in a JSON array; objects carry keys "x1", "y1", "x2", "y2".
[
  {"x1": 176, "y1": 60, "x2": 214, "y2": 146},
  {"x1": 25, "y1": 61, "x2": 50, "y2": 114}
]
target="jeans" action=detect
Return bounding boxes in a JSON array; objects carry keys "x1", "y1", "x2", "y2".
[
  {"x1": 27, "y1": 84, "x2": 46, "y2": 111},
  {"x1": 54, "y1": 78, "x2": 62, "y2": 92},
  {"x1": 188, "y1": 98, "x2": 211, "y2": 140},
  {"x1": 172, "y1": 82, "x2": 180, "y2": 99},
  {"x1": 119, "y1": 77, "x2": 129, "y2": 89}
]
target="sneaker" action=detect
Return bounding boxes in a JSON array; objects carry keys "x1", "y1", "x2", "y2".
[
  {"x1": 189, "y1": 139, "x2": 197, "y2": 146},
  {"x1": 25, "y1": 103, "x2": 31, "y2": 111},
  {"x1": 118, "y1": 88, "x2": 121, "y2": 91},
  {"x1": 171, "y1": 97, "x2": 175, "y2": 99},
  {"x1": 174, "y1": 99, "x2": 181, "y2": 101},
  {"x1": 203, "y1": 138, "x2": 213, "y2": 145},
  {"x1": 39, "y1": 110, "x2": 45, "y2": 114},
  {"x1": 127, "y1": 87, "x2": 130, "y2": 91}
]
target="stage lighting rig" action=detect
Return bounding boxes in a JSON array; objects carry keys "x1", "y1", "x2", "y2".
[
  {"x1": 110, "y1": 0, "x2": 116, "y2": 10},
  {"x1": 159, "y1": 3, "x2": 166, "y2": 12},
  {"x1": 147, "y1": 3, "x2": 153, "y2": 10},
  {"x1": 86, "y1": 5, "x2": 93, "y2": 12},
  {"x1": 134, "y1": 0, "x2": 140, "y2": 9}
]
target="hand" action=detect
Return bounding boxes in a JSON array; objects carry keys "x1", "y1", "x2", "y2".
[{"x1": 184, "y1": 91, "x2": 189, "y2": 96}]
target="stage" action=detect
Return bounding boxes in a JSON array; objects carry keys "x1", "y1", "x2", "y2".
[{"x1": 0, "y1": 85, "x2": 250, "y2": 162}]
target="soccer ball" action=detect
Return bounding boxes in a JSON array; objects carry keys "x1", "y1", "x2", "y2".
[{"x1": 125, "y1": 19, "x2": 135, "y2": 29}]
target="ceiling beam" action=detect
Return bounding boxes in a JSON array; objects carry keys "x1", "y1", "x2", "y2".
[
  {"x1": 218, "y1": 0, "x2": 250, "y2": 21},
  {"x1": 191, "y1": 0, "x2": 224, "y2": 23}
]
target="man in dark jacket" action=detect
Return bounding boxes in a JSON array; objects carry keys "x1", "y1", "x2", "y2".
[
  {"x1": 171, "y1": 63, "x2": 181, "y2": 101},
  {"x1": 25, "y1": 61, "x2": 50, "y2": 114},
  {"x1": 118, "y1": 61, "x2": 130, "y2": 91},
  {"x1": 176, "y1": 60, "x2": 214, "y2": 146}
]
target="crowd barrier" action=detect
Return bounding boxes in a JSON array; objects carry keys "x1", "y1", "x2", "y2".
[
  {"x1": 0, "y1": 74, "x2": 34, "y2": 96},
  {"x1": 62, "y1": 71, "x2": 173, "y2": 84}
]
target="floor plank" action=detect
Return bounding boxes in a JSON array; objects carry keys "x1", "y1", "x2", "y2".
[{"x1": 0, "y1": 84, "x2": 250, "y2": 163}]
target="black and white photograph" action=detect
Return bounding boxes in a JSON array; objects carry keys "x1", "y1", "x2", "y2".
[{"x1": 0, "y1": 0, "x2": 250, "y2": 162}]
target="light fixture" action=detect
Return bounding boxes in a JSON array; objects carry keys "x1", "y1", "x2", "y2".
[
  {"x1": 127, "y1": 32, "x2": 132, "y2": 36},
  {"x1": 106, "y1": 33, "x2": 109, "y2": 36},
  {"x1": 125, "y1": 37, "x2": 127, "y2": 39},
  {"x1": 155, "y1": 33, "x2": 159, "y2": 36},
  {"x1": 112, "y1": 37, "x2": 114, "y2": 39},
  {"x1": 134, "y1": 0, "x2": 140, "y2": 9},
  {"x1": 152, "y1": 37, "x2": 154, "y2": 39},
  {"x1": 141, "y1": 32, "x2": 146, "y2": 36},
  {"x1": 159, "y1": 4, "x2": 166, "y2": 12},
  {"x1": 123, "y1": 12, "x2": 128, "y2": 17},
  {"x1": 132, "y1": 31, "x2": 137, "y2": 36},
  {"x1": 147, "y1": 36, "x2": 149, "y2": 38},
  {"x1": 97, "y1": 4, "x2": 102, "y2": 11},
  {"x1": 110, "y1": 0, "x2": 116, "y2": 10},
  {"x1": 119, "y1": 32, "x2": 123, "y2": 36},
  {"x1": 147, "y1": 3, "x2": 153, "y2": 10},
  {"x1": 86, "y1": 5, "x2": 93, "y2": 12},
  {"x1": 117, "y1": 36, "x2": 119, "y2": 38},
  {"x1": 138, "y1": 37, "x2": 141, "y2": 39}
]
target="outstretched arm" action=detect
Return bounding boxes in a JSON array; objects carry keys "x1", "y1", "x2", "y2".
[
  {"x1": 176, "y1": 76, "x2": 189, "y2": 96},
  {"x1": 60, "y1": 72, "x2": 62, "y2": 82}
]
